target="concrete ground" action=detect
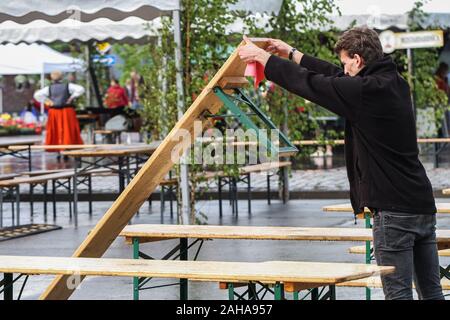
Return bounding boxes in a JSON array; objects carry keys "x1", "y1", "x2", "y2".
[{"x1": 0, "y1": 198, "x2": 449, "y2": 300}]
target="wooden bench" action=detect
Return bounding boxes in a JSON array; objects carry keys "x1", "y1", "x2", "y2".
[
  {"x1": 0, "y1": 168, "x2": 115, "y2": 228},
  {"x1": 93, "y1": 129, "x2": 122, "y2": 144},
  {"x1": 0, "y1": 255, "x2": 394, "y2": 300},
  {"x1": 348, "y1": 245, "x2": 450, "y2": 257},
  {"x1": 444, "y1": 189, "x2": 450, "y2": 195},
  {"x1": 322, "y1": 203, "x2": 450, "y2": 217},
  {"x1": 292, "y1": 138, "x2": 450, "y2": 168},
  {"x1": 8, "y1": 144, "x2": 121, "y2": 151},
  {"x1": 141, "y1": 161, "x2": 292, "y2": 217},
  {"x1": 337, "y1": 276, "x2": 450, "y2": 290},
  {"x1": 204, "y1": 161, "x2": 292, "y2": 216},
  {"x1": 119, "y1": 224, "x2": 450, "y2": 300}
]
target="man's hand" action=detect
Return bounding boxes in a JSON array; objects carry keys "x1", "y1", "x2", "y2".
[
  {"x1": 266, "y1": 39, "x2": 293, "y2": 59},
  {"x1": 238, "y1": 35, "x2": 271, "y2": 67},
  {"x1": 267, "y1": 38, "x2": 304, "y2": 64}
]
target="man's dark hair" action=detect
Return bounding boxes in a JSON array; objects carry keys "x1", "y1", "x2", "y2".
[
  {"x1": 334, "y1": 26, "x2": 384, "y2": 65},
  {"x1": 435, "y1": 62, "x2": 449, "y2": 78}
]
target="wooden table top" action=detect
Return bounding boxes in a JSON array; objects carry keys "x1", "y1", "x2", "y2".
[
  {"x1": 292, "y1": 138, "x2": 450, "y2": 146},
  {"x1": 120, "y1": 224, "x2": 450, "y2": 245},
  {"x1": 0, "y1": 137, "x2": 41, "y2": 148},
  {"x1": 9, "y1": 144, "x2": 121, "y2": 151},
  {"x1": 322, "y1": 203, "x2": 450, "y2": 214},
  {"x1": 0, "y1": 255, "x2": 394, "y2": 285},
  {"x1": 62, "y1": 142, "x2": 160, "y2": 157}
]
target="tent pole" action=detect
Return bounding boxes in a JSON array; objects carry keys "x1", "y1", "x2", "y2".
[
  {"x1": 87, "y1": 43, "x2": 104, "y2": 108},
  {"x1": 40, "y1": 66, "x2": 45, "y2": 119},
  {"x1": 173, "y1": 2, "x2": 191, "y2": 225},
  {"x1": 85, "y1": 46, "x2": 91, "y2": 106}
]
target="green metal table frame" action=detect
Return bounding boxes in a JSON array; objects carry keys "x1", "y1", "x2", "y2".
[{"x1": 227, "y1": 282, "x2": 336, "y2": 300}]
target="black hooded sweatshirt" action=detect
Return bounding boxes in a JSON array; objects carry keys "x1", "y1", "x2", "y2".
[{"x1": 264, "y1": 54, "x2": 436, "y2": 215}]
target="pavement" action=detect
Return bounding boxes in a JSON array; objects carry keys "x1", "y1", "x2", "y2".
[
  {"x1": 0, "y1": 134, "x2": 448, "y2": 300},
  {"x1": 0, "y1": 198, "x2": 449, "y2": 300}
]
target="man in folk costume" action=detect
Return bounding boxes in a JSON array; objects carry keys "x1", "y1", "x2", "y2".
[{"x1": 34, "y1": 71, "x2": 85, "y2": 160}]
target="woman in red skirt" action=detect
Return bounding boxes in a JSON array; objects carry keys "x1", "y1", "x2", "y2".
[{"x1": 34, "y1": 71, "x2": 84, "y2": 161}]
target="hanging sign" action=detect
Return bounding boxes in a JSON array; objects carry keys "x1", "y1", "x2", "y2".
[{"x1": 380, "y1": 30, "x2": 444, "y2": 53}]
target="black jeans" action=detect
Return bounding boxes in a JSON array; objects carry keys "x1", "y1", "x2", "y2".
[{"x1": 372, "y1": 210, "x2": 444, "y2": 300}]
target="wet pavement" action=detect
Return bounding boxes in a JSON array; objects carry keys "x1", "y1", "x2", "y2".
[
  {"x1": 0, "y1": 135, "x2": 449, "y2": 300},
  {"x1": 0, "y1": 198, "x2": 448, "y2": 300}
]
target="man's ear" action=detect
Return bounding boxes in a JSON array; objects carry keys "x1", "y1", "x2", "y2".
[{"x1": 354, "y1": 54, "x2": 365, "y2": 68}]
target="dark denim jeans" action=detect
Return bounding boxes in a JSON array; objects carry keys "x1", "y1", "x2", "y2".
[{"x1": 372, "y1": 210, "x2": 444, "y2": 300}]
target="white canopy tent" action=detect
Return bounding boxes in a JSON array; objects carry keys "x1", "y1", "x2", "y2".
[
  {"x1": 0, "y1": 42, "x2": 84, "y2": 113},
  {"x1": 0, "y1": 43, "x2": 84, "y2": 75}
]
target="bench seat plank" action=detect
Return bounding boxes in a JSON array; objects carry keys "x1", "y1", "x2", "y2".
[
  {"x1": 322, "y1": 203, "x2": 450, "y2": 214},
  {"x1": 337, "y1": 276, "x2": 450, "y2": 290},
  {"x1": 0, "y1": 255, "x2": 393, "y2": 285},
  {"x1": 348, "y1": 245, "x2": 450, "y2": 256},
  {"x1": 120, "y1": 224, "x2": 450, "y2": 247}
]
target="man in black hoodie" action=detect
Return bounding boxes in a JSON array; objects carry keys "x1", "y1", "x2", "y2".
[{"x1": 238, "y1": 27, "x2": 444, "y2": 300}]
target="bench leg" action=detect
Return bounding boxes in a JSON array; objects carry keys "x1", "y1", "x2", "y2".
[
  {"x1": 160, "y1": 187, "x2": 165, "y2": 223},
  {"x1": 228, "y1": 283, "x2": 234, "y2": 300},
  {"x1": 52, "y1": 180, "x2": 56, "y2": 220},
  {"x1": 73, "y1": 162, "x2": 79, "y2": 228},
  {"x1": 118, "y1": 157, "x2": 125, "y2": 193},
  {"x1": 29, "y1": 184, "x2": 34, "y2": 223},
  {"x1": 88, "y1": 175, "x2": 93, "y2": 216},
  {"x1": 0, "y1": 189, "x2": 3, "y2": 228},
  {"x1": 440, "y1": 265, "x2": 450, "y2": 280},
  {"x1": 133, "y1": 238, "x2": 140, "y2": 301},
  {"x1": 218, "y1": 177, "x2": 223, "y2": 218},
  {"x1": 274, "y1": 283, "x2": 284, "y2": 300},
  {"x1": 248, "y1": 282, "x2": 257, "y2": 300},
  {"x1": 27, "y1": 145, "x2": 32, "y2": 172},
  {"x1": 180, "y1": 238, "x2": 188, "y2": 300},
  {"x1": 247, "y1": 173, "x2": 251, "y2": 214},
  {"x1": 43, "y1": 182, "x2": 48, "y2": 223},
  {"x1": 170, "y1": 186, "x2": 174, "y2": 219},
  {"x1": 15, "y1": 186, "x2": 20, "y2": 226},
  {"x1": 267, "y1": 174, "x2": 271, "y2": 205},
  {"x1": 3, "y1": 273, "x2": 13, "y2": 300},
  {"x1": 11, "y1": 189, "x2": 14, "y2": 226}
]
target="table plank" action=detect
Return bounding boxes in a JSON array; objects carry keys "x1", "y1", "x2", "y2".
[
  {"x1": 120, "y1": 224, "x2": 450, "y2": 245},
  {"x1": 0, "y1": 255, "x2": 394, "y2": 285},
  {"x1": 322, "y1": 203, "x2": 450, "y2": 214},
  {"x1": 61, "y1": 143, "x2": 160, "y2": 157}
]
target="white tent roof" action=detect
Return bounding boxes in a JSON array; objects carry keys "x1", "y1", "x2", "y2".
[
  {"x1": 0, "y1": 0, "x2": 282, "y2": 44},
  {"x1": 0, "y1": 17, "x2": 161, "y2": 44},
  {"x1": 0, "y1": 43, "x2": 84, "y2": 75},
  {"x1": 0, "y1": 1, "x2": 179, "y2": 23},
  {"x1": 0, "y1": 0, "x2": 177, "y2": 44}
]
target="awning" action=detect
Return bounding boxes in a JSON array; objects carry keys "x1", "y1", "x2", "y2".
[
  {"x1": 0, "y1": 1, "x2": 179, "y2": 23},
  {"x1": 0, "y1": 17, "x2": 161, "y2": 44}
]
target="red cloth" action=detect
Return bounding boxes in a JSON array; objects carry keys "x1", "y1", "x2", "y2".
[
  {"x1": 245, "y1": 62, "x2": 266, "y2": 89},
  {"x1": 436, "y1": 77, "x2": 450, "y2": 95},
  {"x1": 105, "y1": 85, "x2": 129, "y2": 108},
  {"x1": 45, "y1": 108, "x2": 83, "y2": 151}
]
